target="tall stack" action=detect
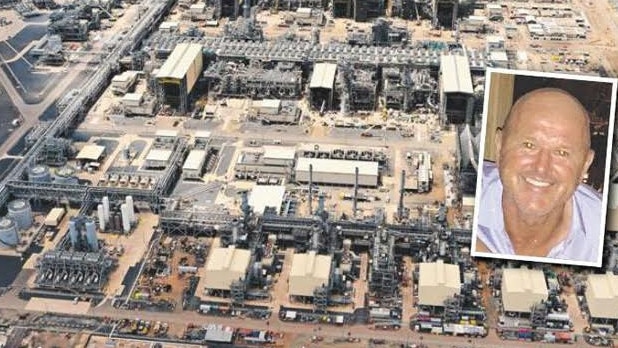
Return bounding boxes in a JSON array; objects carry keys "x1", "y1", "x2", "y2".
[
  {"x1": 120, "y1": 204, "x2": 131, "y2": 233},
  {"x1": 97, "y1": 204, "x2": 106, "y2": 231}
]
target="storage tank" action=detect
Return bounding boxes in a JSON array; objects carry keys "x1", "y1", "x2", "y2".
[
  {"x1": 28, "y1": 165, "x2": 51, "y2": 183},
  {"x1": 343, "y1": 239, "x2": 352, "y2": 252},
  {"x1": 85, "y1": 219, "x2": 98, "y2": 251},
  {"x1": 69, "y1": 218, "x2": 79, "y2": 247},
  {"x1": 97, "y1": 204, "x2": 106, "y2": 231},
  {"x1": 102, "y1": 196, "x2": 110, "y2": 223},
  {"x1": 125, "y1": 196, "x2": 135, "y2": 223},
  {"x1": 121, "y1": 203, "x2": 131, "y2": 233},
  {"x1": 0, "y1": 217, "x2": 19, "y2": 248},
  {"x1": 53, "y1": 166, "x2": 78, "y2": 185},
  {"x1": 8, "y1": 199, "x2": 33, "y2": 230}
]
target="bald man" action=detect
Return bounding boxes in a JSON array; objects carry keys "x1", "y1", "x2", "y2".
[{"x1": 475, "y1": 88, "x2": 602, "y2": 263}]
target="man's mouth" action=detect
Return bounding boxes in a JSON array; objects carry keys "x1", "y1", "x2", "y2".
[{"x1": 524, "y1": 177, "x2": 551, "y2": 188}]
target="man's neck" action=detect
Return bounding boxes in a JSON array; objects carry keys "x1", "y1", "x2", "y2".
[{"x1": 502, "y1": 198, "x2": 572, "y2": 257}]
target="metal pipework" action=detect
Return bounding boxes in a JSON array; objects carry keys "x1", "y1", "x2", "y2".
[
  {"x1": 353, "y1": 166, "x2": 359, "y2": 218},
  {"x1": 398, "y1": 169, "x2": 405, "y2": 219},
  {"x1": 309, "y1": 164, "x2": 313, "y2": 215}
]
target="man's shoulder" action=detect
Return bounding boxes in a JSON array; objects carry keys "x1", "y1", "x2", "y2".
[
  {"x1": 575, "y1": 183, "x2": 602, "y2": 207},
  {"x1": 482, "y1": 161, "x2": 500, "y2": 185}
]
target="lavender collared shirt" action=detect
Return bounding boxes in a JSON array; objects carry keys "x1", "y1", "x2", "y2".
[{"x1": 476, "y1": 162, "x2": 602, "y2": 263}]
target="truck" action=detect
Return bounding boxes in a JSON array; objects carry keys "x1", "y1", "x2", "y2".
[{"x1": 44, "y1": 207, "x2": 66, "y2": 227}]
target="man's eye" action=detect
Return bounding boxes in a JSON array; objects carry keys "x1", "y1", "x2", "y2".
[
  {"x1": 523, "y1": 141, "x2": 534, "y2": 149},
  {"x1": 556, "y1": 149, "x2": 569, "y2": 157}
]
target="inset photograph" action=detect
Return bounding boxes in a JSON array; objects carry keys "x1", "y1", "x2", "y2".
[{"x1": 471, "y1": 68, "x2": 618, "y2": 267}]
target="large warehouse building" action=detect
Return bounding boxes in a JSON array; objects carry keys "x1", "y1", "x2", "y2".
[
  {"x1": 156, "y1": 43, "x2": 204, "y2": 113},
  {"x1": 439, "y1": 54, "x2": 474, "y2": 124},
  {"x1": 289, "y1": 251, "x2": 332, "y2": 298},
  {"x1": 417, "y1": 260, "x2": 461, "y2": 307},
  {"x1": 201, "y1": 246, "x2": 251, "y2": 293},
  {"x1": 501, "y1": 267, "x2": 548, "y2": 314},
  {"x1": 295, "y1": 157, "x2": 379, "y2": 187},
  {"x1": 309, "y1": 63, "x2": 337, "y2": 110},
  {"x1": 585, "y1": 273, "x2": 618, "y2": 330}
]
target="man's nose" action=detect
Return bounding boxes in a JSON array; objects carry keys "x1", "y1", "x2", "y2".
[{"x1": 534, "y1": 149, "x2": 551, "y2": 173}]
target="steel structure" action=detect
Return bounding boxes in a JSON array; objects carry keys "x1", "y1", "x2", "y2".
[
  {"x1": 34, "y1": 250, "x2": 116, "y2": 292},
  {"x1": 204, "y1": 61, "x2": 303, "y2": 99},
  {"x1": 0, "y1": 0, "x2": 175, "y2": 209},
  {"x1": 144, "y1": 33, "x2": 488, "y2": 69}
]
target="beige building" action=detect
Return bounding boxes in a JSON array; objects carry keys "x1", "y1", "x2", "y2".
[
  {"x1": 586, "y1": 273, "x2": 618, "y2": 320},
  {"x1": 202, "y1": 246, "x2": 251, "y2": 291},
  {"x1": 289, "y1": 251, "x2": 332, "y2": 297},
  {"x1": 501, "y1": 267, "x2": 548, "y2": 313},
  {"x1": 417, "y1": 260, "x2": 461, "y2": 307}
]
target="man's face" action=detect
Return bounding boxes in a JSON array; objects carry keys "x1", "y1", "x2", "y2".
[{"x1": 495, "y1": 92, "x2": 594, "y2": 221}]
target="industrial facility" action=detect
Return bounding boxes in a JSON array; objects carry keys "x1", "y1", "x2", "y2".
[{"x1": 0, "y1": 0, "x2": 616, "y2": 346}]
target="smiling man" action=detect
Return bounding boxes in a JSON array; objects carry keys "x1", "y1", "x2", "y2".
[{"x1": 475, "y1": 87, "x2": 602, "y2": 263}]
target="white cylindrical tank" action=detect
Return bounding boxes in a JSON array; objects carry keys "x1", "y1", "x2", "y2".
[
  {"x1": 439, "y1": 241, "x2": 447, "y2": 257},
  {"x1": 8, "y1": 199, "x2": 33, "y2": 230},
  {"x1": 0, "y1": 217, "x2": 19, "y2": 248},
  {"x1": 28, "y1": 165, "x2": 51, "y2": 183},
  {"x1": 268, "y1": 234, "x2": 277, "y2": 245},
  {"x1": 85, "y1": 219, "x2": 98, "y2": 251},
  {"x1": 231, "y1": 219, "x2": 239, "y2": 244},
  {"x1": 343, "y1": 239, "x2": 352, "y2": 252},
  {"x1": 97, "y1": 204, "x2": 106, "y2": 232},
  {"x1": 125, "y1": 196, "x2": 135, "y2": 223},
  {"x1": 102, "y1": 196, "x2": 110, "y2": 223},
  {"x1": 69, "y1": 218, "x2": 79, "y2": 247},
  {"x1": 120, "y1": 203, "x2": 131, "y2": 233}
]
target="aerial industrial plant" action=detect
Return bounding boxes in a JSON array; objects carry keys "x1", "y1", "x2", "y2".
[{"x1": 0, "y1": 0, "x2": 617, "y2": 346}]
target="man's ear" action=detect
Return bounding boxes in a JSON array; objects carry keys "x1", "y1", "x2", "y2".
[
  {"x1": 494, "y1": 127, "x2": 503, "y2": 163},
  {"x1": 581, "y1": 149, "x2": 595, "y2": 181}
]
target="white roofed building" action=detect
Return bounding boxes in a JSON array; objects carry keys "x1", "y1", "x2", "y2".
[
  {"x1": 439, "y1": 54, "x2": 475, "y2": 124},
  {"x1": 76, "y1": 144, "x2": 106, "y2": 164},
  {"x1": 155, "y1": 43, "x2": 204, "y2": 113},
  {"x1": 262, "y1": 146, "x2": 296, "y2": 166},
  {"x1": 202, "y1": 246, "x2": 251, "y2": 293},
  {"x1": 289, "y1": 251, "x2": 332, "y2": 298},
  {"x1": 144, "y1": 149, "x2": 173, "y2": 169},
  {"x1": 417, "y1": 260, "x2": 461, "y2": 307},
  {"x1": 586, "y1": 273, "x2": 618, "y2": 325},
  {"x1": 295, "y1": 157, "x2": 379, "y2": 187},
  {"x1": 309, "y1": 63, "x2": 337, "y2": 110},
  {"x1": 248, "y1": 185, "x2": 286, "y2": 215},
  {"x1": 501, "y1": 267, "x2": 548, "y2": 313},
  {"x1": 182, "y1": 149, "x2": 207, "y2": 179}
]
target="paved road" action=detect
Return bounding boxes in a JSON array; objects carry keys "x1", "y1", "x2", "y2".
[{"x1": 0, "y1": 61, "x2": 91, "y2": 159}]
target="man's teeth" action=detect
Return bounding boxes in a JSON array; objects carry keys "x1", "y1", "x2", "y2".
[{"x1": 525, "y1": 177, "x2": 550, "y2": 187}]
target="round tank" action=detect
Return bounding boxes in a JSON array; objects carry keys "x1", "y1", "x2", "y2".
[
  {"x1": 0, "y1": 217, "x2": 19, "y2": 248},
  {"x1": 28, "y1": 165, "x2": 51, "y2": 183},
  {"x1": 53, "y1": 166, "x2": 78, "y2": 185},
  {"x1": 8, "y1": 199, "x2": 33, "y2": 230}
]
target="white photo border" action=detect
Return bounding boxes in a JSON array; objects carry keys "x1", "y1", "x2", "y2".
[{"x1": 471, "y1": 68, "x2": 618, "y2": 267}]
